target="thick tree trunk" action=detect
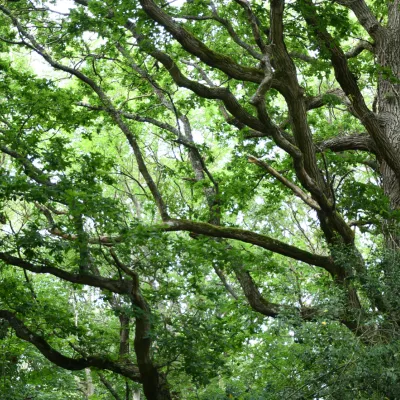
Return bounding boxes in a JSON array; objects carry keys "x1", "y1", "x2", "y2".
[
  {"x1": 134, "y1": 330, "x2": 171, "y2": 400},
  {"x1": 119, "y1": 314, "x2": 130, "y2": 358},
  {"x1": 377, "y1": 16, "x2": 400, "y2": 249},
  {"x1": 131, "y1": 286, "x2": 171, "y2": 400},
  {"x1": 110, "y1": 250, "x2": 172, "y2": 400}
]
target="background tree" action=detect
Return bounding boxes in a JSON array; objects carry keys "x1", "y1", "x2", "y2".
[{"x1": 0, "y1": 0, "x2": 400, "y2": 398}]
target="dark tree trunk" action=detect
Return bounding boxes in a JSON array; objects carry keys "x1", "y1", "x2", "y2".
[
  {"x1": 377, "y1": 11, "x2": 400, "y2": 249},
  {"x1": 134, "y1": 314, "x2": 171, "y2": 400}
]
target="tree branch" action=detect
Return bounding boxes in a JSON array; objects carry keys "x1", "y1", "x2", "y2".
[
  {"x1": 0, "y1": 310, "x2": 141, "y2": 382},
  {"x1": 269, "y1": 0, "x2": 337, "y2": 215},
  {"x1": 0, "y1": 4, "x2": 169, "y2": 221},
  {"x1": 77, "y1": 103, "x2": 179, "y2": 136},
  {"x1": 121, "y1": 33, "x2": 268, "y2": 134},
  {"x1": 345, "y1": 40, "x2": 374, "y2": 58},
  {"x1": 334, "y1": 0, "x2": 384, "y2": 39},
  {"x1": 178, "y1": 10, "x2": 262, "y2": 60},
  {"x1": 300, "y1": 0, "x2": 400, "y2": 183},
  {"x1": 233, "y1": 268, "x2": 281, "y2": 317},
  {"x1": 305, "y1": 88, "x2": 357, "y2": 117},
  {"x1": 163, "y1": 219, "x2": 337, "y2": 274},
  {"x1": 138, "y1": 0, "x2": 264, "y2": 83},
  {"x1": 248, "y1": 155, "x2": 321, "y2": 211},
  {"x1": 291, "y1": 40, "x2": 374, "y2": 63},
  {"x1": 316, "y1": 133, "x2": 377, "y2": 154},
  {"x1": 182, "y1": 59, "x2": 269, "y2": 139},
  {"x1": 0, "y1": 145, "x2": 54, "y2": 186},
  {"x1": 98, "y1": 373, "x2": 123, "y2": 400},
  {"x1": 0, "y1": 252, "x2": 131, "y2": 295},
  {"x1": 232, "y1": 0, "x2": 267, "y2": 53}
]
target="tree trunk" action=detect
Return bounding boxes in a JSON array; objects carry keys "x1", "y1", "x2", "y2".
[
  {"x1": 133, "y1": 390, "x2": 141, "y2": 400},
  {"x1": 130, "y1": 279, "x2": 171, "y2": 400},
  {"x1": 377, "y1": 14, "x2": 400, "y2": 249},
  {"x1": 134, "y1": 319, "x2": 171, "y2": 400},
  {"x1": 119, "y1": 314, "x2": 130, "y2": 358},
  {"x1": 85, "y1": 368, "x2": 94, "y2": 398}
]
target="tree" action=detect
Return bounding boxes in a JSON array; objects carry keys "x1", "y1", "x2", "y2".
[{"x1": 0, "y1": 0, "x2": 400, "y2": 398}]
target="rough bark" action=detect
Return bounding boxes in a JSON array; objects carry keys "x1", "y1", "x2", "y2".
[{"x1": 376, "y1": 5, "x2": 400, "y2": 248}]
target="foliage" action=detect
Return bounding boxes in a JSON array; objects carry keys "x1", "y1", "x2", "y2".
[{"x1": 0, "y1": 0, "x2": 400, "y2": 399}]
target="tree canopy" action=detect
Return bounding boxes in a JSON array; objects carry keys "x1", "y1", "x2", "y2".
[{"x1": 1, "y1": 0, "x2": 400, "y2": 398}]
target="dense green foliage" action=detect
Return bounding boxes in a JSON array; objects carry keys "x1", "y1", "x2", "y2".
[{"x1": 0, "y1": 0, "x2": 400, "y2": 399}]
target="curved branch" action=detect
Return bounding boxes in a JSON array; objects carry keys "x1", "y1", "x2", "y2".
[
  {"x1": 182, "y1": 59, "x2": 271, "y2": 140},
  {"x1": 0, "y1": 252, "x2": 131, "y2": 295},
  {"x1": 233, "y1": 266, "x2": 316, "y2": 319},
  {"x1": 232, "y1": 0, "x2": 267, "y2": 53},
  {"x1": 290, "y1": 40, "x2": 372, "y2": 65},
  {"x1": 121, "y1": 35, "x2": 267, "y2": 134},
  {"x1": 163, "y1": 219, "x2": 337, "y2": 274},
  {"x1": 0, "y1": 310, "x2": 141, "y2": 382},
  {"x1": 334, "y1": 0, "x2": 384, "y2": 39},
  {"x1": 0, "y1": 145, "x2": 54, "y2": 186},
  {"x1": 178, "y1": 11, "x2": 262, "y2": 60},
  {"x1": 316, "y1": 134, "x2": 377, "y2": 154},
  {"x1": 305, "y1": 88, "x2": 357, "y2": 117},
  {"x1": 233, "y1": 268, "x2": 281, "y2": 317},
  {"x1": 345, "y1": 40, "x2": 374, "y2": 58},
  {"x1": 138, "y1": 0, "x2": 264, "y2": 83},
  {"x1": 98, "y1": 373, "x2": 123, "y2": 400}
]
